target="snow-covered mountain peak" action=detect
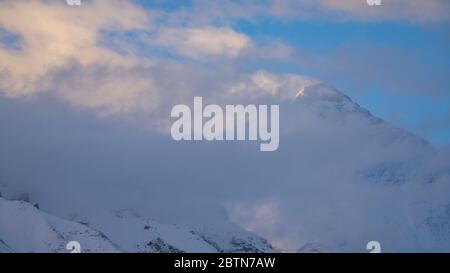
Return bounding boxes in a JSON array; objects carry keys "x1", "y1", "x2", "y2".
[
  {"x1": 291, "y1": 83, "x2": 374, "y2": 119},
  {"x1": 295, "y1": 83, "x2": 350, "y2": 103}
]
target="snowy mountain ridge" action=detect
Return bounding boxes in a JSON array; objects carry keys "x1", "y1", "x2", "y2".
[{"x1": 0, "y1": 197, "x2": 274, "y2": 253}]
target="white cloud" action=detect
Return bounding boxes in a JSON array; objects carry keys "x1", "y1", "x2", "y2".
[
  {"x1": 54, "y1": 63, "x2": 160, "y2": 116},
  {"x1": 0, "y1": 1, "x2": 256, "y2": 119},
  {"x1": 229, "y1": 70, "x2": 320, "y2": 101},
  {"x1": 176, "y1": 0, "x2": 450, "y2": 24},
  {"x1": 227, "y1": 200, "x2": 307, "y2": 251},
  {"x1": 0, "y1": 0, "x2": 155, "y2": 115},
  {"x1": 155, "y1": 27, "x2": 252, "y2": 59}
]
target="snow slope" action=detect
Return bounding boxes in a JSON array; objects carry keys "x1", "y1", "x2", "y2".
[
  {"x1": 0, "y1": 198, "x2": 274, "y2": 253},
  {"x1": 80, "y1": 208, "x2": 274, "y2": 253},
  {"x1": 0, "y1": 197, "x2": 120, "y2": 253}
]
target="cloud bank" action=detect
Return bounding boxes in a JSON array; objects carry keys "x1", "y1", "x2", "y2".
[{"x1": 1, "y1": 0, "x2": 450, "y2": 253}]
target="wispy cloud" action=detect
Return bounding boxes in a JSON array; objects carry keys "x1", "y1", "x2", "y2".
[
  {"x1": 298, "y1": 0, "x2": 450, "y2": 22},
  {"x1": 154, "y1": 27, "x2": 252, "y2": 59},
  {"x1": 165, "y1": 0, "x2": 450, "y2": 25}
]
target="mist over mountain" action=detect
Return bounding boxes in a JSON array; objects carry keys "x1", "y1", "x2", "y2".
[{"x1": 1, "y1": 81, "x2": 449, "y2": 252}]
